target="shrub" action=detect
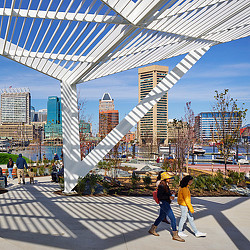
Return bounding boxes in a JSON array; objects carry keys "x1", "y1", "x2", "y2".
[
  {"x1": 32, "y1": 167, "x2": 38, "y2": 176},
  {"x1": 227, "y1": 170, "x2": 245, "y2": 185},
  {"x1": 131, "y1": 172, "x2": 140, "y2": 189},
  {"x1": 214, "y1": 170, "x2": 227, "y2": 189},
  {"x1": 171, "y1": 175, "x2": 180, "y2": 189},
  {"x1": 39, "y1": 165, "x2": 45, "y2": 176},
  {"x1": 143, "y1": 176, "x2": 152, "y2": 188},
  {"x1": 0, "y1": 153, "x2": 29, "y2": 164},
  {"x1": 193, "y1": 175, "x2": 208, "y2": 190},
  {"x1": 77, "y1": 173, "x2": 102, "y2": 195},
  {"x1": 87, "y1": 174, "x2": 101, "y2": 195},
  {"x1": 77, "y1": 177, "x2": 87, "y2": 195}
]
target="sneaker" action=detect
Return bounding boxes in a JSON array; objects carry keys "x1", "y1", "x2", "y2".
[
  {"x1": 195, "y1": 231, "x2": 207, "y2": 237},
  {"x1": 178, "y1": 232, "x2": 188, "y2": 237}
]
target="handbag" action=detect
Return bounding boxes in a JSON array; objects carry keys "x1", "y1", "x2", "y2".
[{"x1": 153, "y1": 189, "x2": 159, "y2": 204}]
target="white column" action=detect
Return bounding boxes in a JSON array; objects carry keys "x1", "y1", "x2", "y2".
[{"x1": 61, "y1": 81, "x2": 82, "y2": 193}]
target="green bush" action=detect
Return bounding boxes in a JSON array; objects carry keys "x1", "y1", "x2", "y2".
[
  {"x1": 214, "y1": 170, "x2": 227, "y2": 189},
  {"x1": 39, "y1": 165, "x2": 45, "y2": 176},
  {"x1": 131, "y1": 172, "x2": 140, "y2": 189},
  {"x1": 193, "y1": 175, "x2": 214, "y2": 191},
  {"x1": 192, "y1": 170, "x2": 245, "y2": 192},
  {"x1": 77, "y1": 177, "x2": 87, "y2": 195},
  {"x1": 227, "y1": 170, "x2": 245, "y2": 185},
  {"x1": 0, "y1": 153, "x2": 29, "y2": 164},
  {"x1": 143, "y1": 176, "x2": 152, "y2": 188},
  {"x1": 171, "y1": 175, "x2": 180, "y2": 189},
  {"x1": 76, "y1": 174, "x2": 102, "y2": 195}
]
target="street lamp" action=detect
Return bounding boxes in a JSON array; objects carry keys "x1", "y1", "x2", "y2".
[
  {"x1": 191, "y1": 146, "x2": 195, "y2": 165},
  {"x1": 168, "y1": 142, "x2": 171, "y2": 158},
  {"x1": 38, "y1": 126, "x2": 43, "y2": 161}
]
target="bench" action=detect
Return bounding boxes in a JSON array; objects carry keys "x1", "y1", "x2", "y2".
[{"x1": 2, "y1": 168, "x2": 17, "y2": 178}]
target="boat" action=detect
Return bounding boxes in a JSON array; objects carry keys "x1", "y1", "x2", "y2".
[
  {"x1": 192, "y1": 145, "x2": 206, "y2": 155},
  {"x1": 212, "y1": 156, "x2": 233, "y2": 164}
]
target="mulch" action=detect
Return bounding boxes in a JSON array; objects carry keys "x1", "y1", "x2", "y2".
[{"x1": 53, "y1": 187, "x2": 244, "y2": 197}]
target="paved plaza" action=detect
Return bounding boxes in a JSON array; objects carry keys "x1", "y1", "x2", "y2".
[{"x1": 0, "y1": 176, "x2": 249, "y2": 250}]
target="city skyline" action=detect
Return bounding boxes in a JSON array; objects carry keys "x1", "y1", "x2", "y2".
[{"x1": 0, "y1": 36, "x2": 249, "y2": 134}]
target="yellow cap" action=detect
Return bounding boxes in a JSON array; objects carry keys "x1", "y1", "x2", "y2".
[{"x1": 161, "y1": 172, "x2": 172, "y2": 180}]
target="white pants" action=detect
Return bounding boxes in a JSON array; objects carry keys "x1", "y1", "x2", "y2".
[{"x1": 178, "y1": 205, "x2": 198, "y2": 233}]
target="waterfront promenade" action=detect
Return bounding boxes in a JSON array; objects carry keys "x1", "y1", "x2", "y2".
[
  {"x1": 0, "y1": 176, "x2": 249, "y2": 250},
  {"x1": 188, "y1": 163, "x2": 250, "y2": 174}
]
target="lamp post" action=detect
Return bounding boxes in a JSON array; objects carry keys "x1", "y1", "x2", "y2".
[
  {"x1": 38, "y1": 126, "x2": 43, "y2": 161},
  {"x1": 191, "y1": 145, "x2": 195, "y2": 165},
  {"x1": 168, "y1": 142, "x2": 171, "y2": 158}
]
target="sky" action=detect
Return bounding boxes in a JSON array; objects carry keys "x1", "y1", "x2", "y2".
[{"x1": 0, "y1": 36, "x2": 249, "y2": 134}]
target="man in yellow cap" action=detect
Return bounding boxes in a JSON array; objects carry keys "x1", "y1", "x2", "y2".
[{"x1": 148, "y1": 172, "x2": 185, "y2": 242}]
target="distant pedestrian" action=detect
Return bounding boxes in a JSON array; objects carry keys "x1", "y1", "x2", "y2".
[
  {"x1": 56, "y1": 165, "x2": 64, "y2": 183},
  {"x1": 51, "y1": 163, "x2": 57, "y2": 182},
  {"x1": 54, "y1": 153, "x2": 59, "y2": 161},
  {"x1": 16, "y1": 154, "x2": 28, "y2": 184},
  {"x1": 7, "y1": 158, "x2": 14, "y2": 180},
  {"x1": 149, "y1": 172, "x2": 185, "y2": 242},
  {"x1": 28, "y1": 168, "x2": 35, "y2": 184},
  {"x1": 177, "y1": 175, "x2": 207, "y2": 238}
]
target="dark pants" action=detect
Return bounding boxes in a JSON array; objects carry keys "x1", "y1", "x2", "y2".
[
  {"x1": 51, "y1": 172, "x2": 57, "y2": 182},
  {"x1": 154, "y1": 200, "x2": 177, "y2": 231}
]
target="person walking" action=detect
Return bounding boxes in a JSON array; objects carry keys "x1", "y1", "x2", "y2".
[
  {"x1": 16, "y1": 154, "x2": 28, "y2": 184},
  {"x1": 177, "y1": 175, "x2": 207, "y2": 238},
  {"x1": 156, "y1": 171, "x2": 170, "y2": 224},
  {"x1": 28, "y1": 168, "x2": 35, "y2": 184},
  {"x1": 7, "y1": 158, "x2": 14, "y2": 180},
  {"x1": 148, "y1": 172, "x2": 185, "y2": 242}
]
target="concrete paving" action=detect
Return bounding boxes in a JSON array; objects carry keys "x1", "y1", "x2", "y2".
[{"x1": 0, "y1": 176, "x2": 249, "y2": 250}]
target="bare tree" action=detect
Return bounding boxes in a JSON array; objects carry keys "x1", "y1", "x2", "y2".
[
  {"x1": 183, "y1": 102, "x2": 196, "y2": 173},
  {"x1": 77, "y1": 90, "x2": 95, "y2": 160},
  {"x1": 172, "y1": 119, "x2": 188, "y2": 175},
  {"x1": 212, "y1": 89, "x2": 247, "y2": 174}
]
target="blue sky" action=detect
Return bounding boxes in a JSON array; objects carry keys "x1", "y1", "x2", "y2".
[{"x1": 0, "y1": 36, "x2": 249, "y2": 134}]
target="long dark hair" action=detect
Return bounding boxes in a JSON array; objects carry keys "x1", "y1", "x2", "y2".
[
  {"x1": 180, "y1": 175, "x2": 193, "y2": 188},
  {"x1": 157, "y1": 171, "x2": 164, "y2": 181}
]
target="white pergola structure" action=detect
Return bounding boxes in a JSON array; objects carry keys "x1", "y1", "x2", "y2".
[{"x1": 0, "y1": 0, "x2": 249, "y2": 192}]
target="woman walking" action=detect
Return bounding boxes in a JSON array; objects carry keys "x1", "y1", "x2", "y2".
[
  {"x1": 7, "y1": 158, "x2": 14, "y2": 180},
  {"x1": 156, "y1": 172, "x2": 170, "y2": 224},
  {"x1": 148, "y1": 172, "x2": 185, "y2": 242},
  {"x1": 177, "y1": 175, "x2": 207, "y2": 238}
]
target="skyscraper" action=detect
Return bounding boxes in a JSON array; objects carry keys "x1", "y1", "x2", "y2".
[
  {"x1": 0, "y1": 87, "x2": 33, "y2": 140},
  {"x1": 138, "y1": 65, "x2": 169, "y2": 146},
  {"x1": 99, "y1": 93, "x2": 115, "y2": 112},
  {"x1": 197, "y1": 112, "x2": 242, "y2": 141},
  {"x1": 45, "y1": 96, "x2": 62, "y2": 140},
  {"x1": 0, "y1": 87, "x2": 31, "y2": 124},
  {"x1": 47, "y1": 96, "x2": 61, "y2": 124},
  {"x1": 99, "y1": 93, "x2": 119, "y2": 137}
]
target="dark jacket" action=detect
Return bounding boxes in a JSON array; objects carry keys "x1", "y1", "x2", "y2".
[
  {"x1": 157, "y1": 182, "x2": 172, "y2": 203},
  {"x1": 16, "y1": 154, "x2": 28, "y2": 169},
  {"x1": 7, "y1": 161, "x2": 14, "y2": 168}
]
